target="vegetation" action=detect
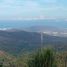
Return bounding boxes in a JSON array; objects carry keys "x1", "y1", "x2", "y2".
[
  {"x1": 0, "y1": 48, "x2": 67, "y2": 67},
  {"x1": 0, "y1": 30, "x2": 67, "y2": 56},
  {"x1": 27, "y1": 48, "x2": 56, "y2": 67}
]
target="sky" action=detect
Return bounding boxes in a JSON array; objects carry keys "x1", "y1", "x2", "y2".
[{"x1": 0, "y1": 0, "x2": 67, "y2": 20}]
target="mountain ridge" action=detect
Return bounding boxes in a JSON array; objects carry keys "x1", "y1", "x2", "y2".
[{"x1": 0, "y1": 29, "x2": 66, "y2": 55}]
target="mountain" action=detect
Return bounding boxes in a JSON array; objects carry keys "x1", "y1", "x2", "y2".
[
  {"x1": 0, "y1": 29, "x2": 67, "y2": 55},
  {"x1": 24, "y1": 26, "x2": 67, "y2": 37}
]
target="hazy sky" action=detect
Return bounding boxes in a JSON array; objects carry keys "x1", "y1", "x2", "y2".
[{"x1": 0, "y1": 0, "x2": 67, "y2": 20}]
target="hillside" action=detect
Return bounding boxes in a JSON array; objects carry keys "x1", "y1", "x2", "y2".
[
  {"x1": 0, "y1": 29, "x2": 67, "y2": 55},
  {"x1": 24, "y1": 25, "x2": 67, "y2": 37}
]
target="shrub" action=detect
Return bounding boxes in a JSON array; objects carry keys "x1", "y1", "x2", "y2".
[{"x1": 27, "y1": 48, "x2": 56, "y2": 67}]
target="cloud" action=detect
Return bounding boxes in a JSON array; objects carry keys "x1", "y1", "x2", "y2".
[
  {"x1": 0, "y1": 0, "x2": 66, "y2": 20},
  {"x1": 0, "y1": 0, "x2": 44, "y2": 20},
  {"x1": 41, "y1": 0, "x2": 57, "y2": 3}
]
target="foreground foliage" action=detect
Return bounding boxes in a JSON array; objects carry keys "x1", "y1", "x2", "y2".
[
  {"x1": 27, "y1": 48, "x2": 56, "y2": 67},
  {"x1": 0, "y1": 48, "x2": 67, "y2": 67}
]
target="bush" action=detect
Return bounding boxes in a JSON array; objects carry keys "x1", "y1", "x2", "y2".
[{"x1": 27, "y1": 48, "x2": 56, "y2": 67}]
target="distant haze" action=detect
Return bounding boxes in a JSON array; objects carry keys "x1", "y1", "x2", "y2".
[{"x1": 0, "y1": 20, "x2": 67, "y2": 29}]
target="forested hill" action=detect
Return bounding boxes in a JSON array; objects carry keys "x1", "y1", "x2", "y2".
[{"x1": 0, "y1": 29, "x2": 67, "y2": 55}]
